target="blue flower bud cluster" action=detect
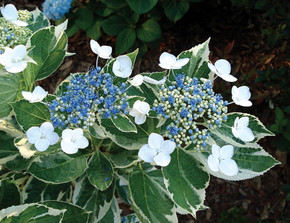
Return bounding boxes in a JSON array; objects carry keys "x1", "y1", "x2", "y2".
[
  {"x1": 153, "y1": 74, "x2": 228, "y2": 149},
  {"x1": 49, "y1": 67, "x2": 129, "y2": 129},
  {"x1": 42, "y1": 0, "x2": 73, "y2": 21},
  {"x1": 121, "y1": 215, "x2": 139, "y2": 223}
]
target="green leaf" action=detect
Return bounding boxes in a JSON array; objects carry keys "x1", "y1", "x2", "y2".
[
  {"x1": 126, "y1": 0, "x2": 158, "y2": 14},
  {"x1": 99, "y1": 117, "x2": 149, "y2": 150},
  {"x1": 86, "y1": 20, "x2": 102, "y2": 40},
  {"x1": 87, "y1": 150, "x2": 114, "y2": 191},
  {"x1": 210, "y1": 112, "x2": 274, "y2": 147},
  {"x1": 101, "y1": 15, "x2": 129, "y2": 36},
  {"x1": 0, "y1": 180, "x2": 20, "y2": 209},
  {"x1": 0, "y1": 132, "x2": 19, "y2": 165},
  {"x1": 28, "y1": 8, "x2": 50, "y2": 32},
  {"x1": 129, "y1": 165, "x2": 178, "y2": 223},
  {"x1": 162, "y1": 0, "x2": 190, "y2": 22},
  {"x1": 107, "y1": 146, "x2": 139, "y2": 168},
  {"x1": 21, "y1": 24, "x2": 68, "y2": 90},
  {"x1": 42, "y1": 201, "x2": 90, "y2": 223},
  {"x1": 0, "y1": 119, "x2": 23, "y2": 138},
  {"x1": 137, "y1": 19, "x2": 161, "y2": 42},
  {"x1": 101, "y1": 0, "x2": 127, "y2": 9},
  {"x1": 170, "y1": 38, "x2": 210, "y2": 80},
  {"x1": 10, "y1": 100, "x2": 50, "y2": 131},
  {"x1": 6, "y1": 153, "x2": 34, "y2": 171},
  {"x1": 22, "y1": 177, "x2": 72, "y2": 203},
  {"x1": 75, "y1": 7, "x2": 94, "y2": 30},
  {"x1": 116, "y1": 28, "x2": 136, "y2": 55},
  {"x1": 0, "y1": 203, "x2": 65, "y2": 223},
  {"x1": 111, "y1": 115, "x2": 137, "y2": 133},
  {"x1": 0, "y1": 72, "x2": 19, "y2": 118},
  {"x1": 98, "y1": 197, "x2": 121, "y2": 223},
  {"x1": 162, "y1": 149, "x2": 209, "y2": 216},
  {"x1": 73, "y1": 175, "x2": 115, "y2": 223},
  {"x1": 27, "y1": 152, "x2": 87, "y2": 184}
]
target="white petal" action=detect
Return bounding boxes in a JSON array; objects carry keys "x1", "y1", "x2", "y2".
[
  {"x1": 238, "y1": 117, "x2": 249, "y2": 128},
  {"x1": 237, "y1": 127, "x2": 255, "y2": 142},
  {"x1": 220, "y1": 145, "x2": 234, "y2": 160},
  {"x1": 40, "y1": 122, "x2": 54, "y2": 135},
  {"x1": 35, "y1": 138, "x2": 50, "y2": 152},
  {"x1": 215, "y1": 59, "x2": 231, "y2": 75},
  {"x1": 112, "y1": 60, "x2": 123, "y2": 77},
  {"x1": 11, "y1": 20, "x2": 28, "y2": 27},
  {"x1": 231, "y1": 127, "x2": 240, "y2": 139},
  {"x1": 211, "y1": 144, "x2": 220, "y2": 159},
  {"x1": 129, "y1": 74, "x2": 144, "y2": 86},
  {"x1": 33, "y1": 86, "x2": 48, "y2": 101},
  {"x1": 75, "y1": 136, "x2": 89, "y2": 149},
  {"x1": 134, "y1": 114, "x2": 146, "y2": 125},
  {"x1": 234, "y1": 117, "x2": 239, "y2": 129},
  {"x1": 173, "y1": 58, "x2": 189, "y2": 69},
  {"x1": 154, "y1": 152, "x2": 171, "y2": 167},
  {"x1": 21, "y1": 91, "x2": 35, "y2": 102},
  {"x1": 219, "y1": 159, "x2": 238, "y2": 176},
  {"x1": 99, "y1": 46, "x2": 112, "y2": 59},
  {"x1": 5, "y1": 61, "x2": 27, "y2": 73},
  {"x1": 26, "y1": 127, "x2": 41, "y2": 144},
  {"x1": 207, "y1": 155, "x2": 219, "y2": 172},
  {"x1": 0, "y1": 53, "x2": 12, "y2": 67},
  {"x1": 1, "y1": 4, "x2": 18, "y2": 21},
  {"x1": 71, "y1": 128, "x2": 84, "y2": 139},
  {"x1": 237, "y1": 100, "x2": 252, "y2": 107},
  {"x1": 238, "y1": 86, "x2": 251, "y2": 99},
  {"x1": 13, "y1": 45, "x2": 26, "y2": 61},
  {"x1": 138, "y1": 144, "x2": 157, "y2": 162},
  {"x1": 135, "y1": 101, "x2": 150, "y2": 115},
  {"x1": 129, "y1": 108, "x2": 138, "y2": 117},
  {"x1": 143, "y1": 76, "x2": 159, "y2": 85},
  {"x1": 208, "y1": 62, "x2": 218, "y2": 74},
  {"x1": 61, "y1": 140, "x2": 78, "y2": 154},
  {"x1": 231, "y1": 86, "x2": 239, "y2": 98},
  {"x1": 148, "y1": 133, "x2": 163, "y2": 150},
  {"x1": 159, "y1": 52, "x2": 176, "y2": 69},
  {"x1": 220, "y1": 74, "x2": 237, "y2": 82},
  {"x1": 46, "y1": 132, "x2": 59, "y2": 145},
  {"x1": 62, "y1": 129, "x2": 73, "y2": 141},
  {"x1": 160, "y1": 140, "x2": 176, "y2": 154},
  {"x1": 90, "y1": 39, "x2": 100, "y2": 54}
]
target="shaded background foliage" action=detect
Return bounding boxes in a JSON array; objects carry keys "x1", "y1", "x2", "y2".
[{"x1": 2, "y1": 0, "x2": 290, "y2": 222}]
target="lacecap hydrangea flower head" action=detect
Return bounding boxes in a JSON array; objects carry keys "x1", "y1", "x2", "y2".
[{"x1": 42, "y1": 0, "x2": 73, "y2": 20}]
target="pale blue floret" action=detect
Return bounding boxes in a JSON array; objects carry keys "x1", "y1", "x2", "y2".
[{"x1": 42, "y1": 0, "x2": 73, "y2": 20}]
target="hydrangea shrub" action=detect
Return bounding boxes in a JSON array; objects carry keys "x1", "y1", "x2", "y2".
[{"x1": 0, "y1": 4, "x2": 279, "y2": 223}]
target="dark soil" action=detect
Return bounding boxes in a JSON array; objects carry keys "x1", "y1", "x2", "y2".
[{"x1": 8, "y1": 0, "x2": 290, "y2": 222}]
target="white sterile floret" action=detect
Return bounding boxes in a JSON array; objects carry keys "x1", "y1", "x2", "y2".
[
  {"x1": 22, "y1": 86, "x2": 48, "y2": 103},
  {"x1": 231, "y1": 117, "x2": 255, "y2": 142},
  {"x1": 90, "y1": 39, "x2": 112, "y2": 59},
  {"x1": 207, "y1": 144, "x2": 238, "y2": 176},
  {"x1": 61, "y1": 128, "x2": 89, "y2": 154},
  {"x1": 158, "y1": 52, "x2": 189, "y2": 70},
  {"x1": 129, "y1": 74, "x2": 144, "y2": 86},
  {"x1": 143, "y1": 76, "x2": 166, "y2": 85},
  {"x1": 26, "y1": 122, "x2": 59, "y2": 152},
  {"x1": 208, "y1": 59, "x2": 237, "y2": 82},
  {"x1": 138, "y1": 133, "x2": 176, "y2": 167},
  {"x1": 0, "y1": 45, "x2": 36, "y2": 73},
  {"x1": 113, "y1": 55, "x2": 132, "y2": 78},
  {"x1": 0, "y1": 4, "x2": 28, "y2": 26},
  {"x1": 129, "y1": 100, "x2": 150, "y2": 125},
  {"x1": 231, "y1": 86, "x2": 252, "y2": 107}
]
